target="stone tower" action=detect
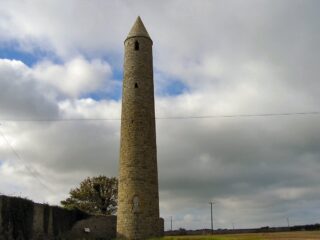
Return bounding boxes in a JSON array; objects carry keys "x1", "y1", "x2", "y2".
[{"x1": 117, "y1": 17, "x2": 161, "y2": 239}]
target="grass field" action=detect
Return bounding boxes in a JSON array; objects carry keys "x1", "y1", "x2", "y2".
[{"x1": 160, "y1": 231, "x2": 320, "y2": 240}]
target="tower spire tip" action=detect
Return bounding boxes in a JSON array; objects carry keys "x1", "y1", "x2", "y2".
[{"x1": 126, "y1": 16, "x2": 151, "y2": 40}]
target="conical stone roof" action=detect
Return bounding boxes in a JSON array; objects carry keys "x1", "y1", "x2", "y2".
[{"x1": 126, "y1": 16, "x2": 151, "y2": 41}]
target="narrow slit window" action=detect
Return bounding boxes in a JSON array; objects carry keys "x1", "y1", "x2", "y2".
[
  {"x1": 134, "y1": 41, "x2": 139, "y2": 51},
  {"x1": 135, "y1": 83, "x2": 139, "y2": 88}
]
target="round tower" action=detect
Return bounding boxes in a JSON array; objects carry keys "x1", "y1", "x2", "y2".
[{"x1": 117, "y1": 17, "x2": 160, "y2": 239}]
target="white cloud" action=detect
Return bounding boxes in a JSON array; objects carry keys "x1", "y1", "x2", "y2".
[
  {"x1": 0, "y1": 0, "x2": 133, "y2": 58},
  {"x1": 0, "y1": 59, "x2": 59, "y2": 119},
  {"x1": 32, "y1": 57, "x2": 112, "y2": 98},
  {"x1": 59, "y1": 98, "x2": 120, "y2": 119},
  {"x1": 0, "y1": 58, "x2": 118, "y2": 204}
]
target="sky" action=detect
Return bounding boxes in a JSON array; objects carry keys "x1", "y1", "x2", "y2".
[{"x1": 0, "y1": 0, "x2": 320, "y2": 231}]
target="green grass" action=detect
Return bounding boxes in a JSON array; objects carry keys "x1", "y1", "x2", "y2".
[
  {"x1": 150, "y1": 235, "x2": 263, "y2": 240},
  {"x1": 149, "y1": 231, "x2": 320, "y2": 240}
]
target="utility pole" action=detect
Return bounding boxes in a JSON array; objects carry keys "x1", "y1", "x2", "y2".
[
  {"x1": 286, "y1": 217, "x2": 290, "y2": 228},
  {"x1": 209, "y1": 202, "x2": 215, "y2": 234},
  {"x1": 170, "y1": 216, "x2": 173, "y2": 231}
]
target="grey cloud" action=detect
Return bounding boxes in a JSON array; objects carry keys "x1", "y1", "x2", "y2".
[
  {"x1": 0, "y1": 60, "x2": 59, "y2": 119},
  {"x1": 1, "y1": 0, "x2": 320, "y2": 230}
]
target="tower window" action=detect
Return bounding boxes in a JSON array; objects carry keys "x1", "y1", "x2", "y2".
[
  {"x1": 132, "y1": 196, "x2": 139, "y2": 212},
  {"x1": 134, "y1": 83, "x2": 139, "y2": 88},
  {"x1": 134, "y1": 41, "x2": 139, "y2": 51}
]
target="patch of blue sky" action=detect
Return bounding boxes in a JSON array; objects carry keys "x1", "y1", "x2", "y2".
[
  {"x1": 154, "y1": 69, "x2": 189, "y2": 97},
  {"x1": 155, "y1": 78, "x2": 189, "y2": 97},
  {"x1": 101, "y1": 53, "x2": 123, "y2": 69},
  {"x1": 0, "y1": 41, "x2": 60, "y2": 67},
  {"x1": 112, "y1": 68, "x2": 123, "y2": 81},
  {"x1": 84, "y1": 85, "x2": 122, "y2": 101},
  {"x1": 165, "y1": 80, "x2": 188, "y2": 95},
  {"x1": 75, "y1": 54, "x2": 123, "y2": 101},
  {"x1": 100, "y1": 54, "x2": 123, "y2": 83},
  {"x1": 84, "y1": 70, "x2": 123, "y2": 101},
  {"x1": 82, "y1": 52, "x2": 123, "y2": 76}
]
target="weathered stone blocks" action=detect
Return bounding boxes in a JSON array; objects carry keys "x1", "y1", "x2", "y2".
[{"x1": 117, "y1": 17, "x2": 162, "y2": 239}]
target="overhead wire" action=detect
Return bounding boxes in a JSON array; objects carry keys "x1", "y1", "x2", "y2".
[
  {"x1": 156, "y1": 111, "x2": 320, "y2": 119},
  {"x1": 0, "y1": 111, "x2": 319, "y2": 122},
  {"x1": 0, "y1": 110, "x2": 319, "y2": 195}
]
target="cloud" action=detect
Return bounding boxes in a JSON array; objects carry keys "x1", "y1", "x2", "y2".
[
  {"x1": 0, "y1": 99, "x2": 121, "y2": 203},
  {"x1": 0, "y1": 58, "x2": 118, "y2": 203},
  {"x1": 0, "y1": 59, "x2": 59, "y2": 119},
  {"x1": 1, "y1": 0, "x2": 320, "y2": 230},
  {"x1": 0, "y1": 0, "x2": 133, "y2": 59},
  {"x1": 32, "y1": 57, "x2": 112, "y2": 98}
]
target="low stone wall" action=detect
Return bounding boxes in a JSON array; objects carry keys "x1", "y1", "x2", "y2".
[
  {"x1": 0, "y1": 195, "x2": 98, "y2": 240},
  {"x1": 0, "y1": 195, "x2": 164, "y2": 239},
  {"x1": 0, "y1": 195, "x2": 35, "y2": 240},
  {"x1": 2, "y1": 196, "x2": 60, "y2": 239}
]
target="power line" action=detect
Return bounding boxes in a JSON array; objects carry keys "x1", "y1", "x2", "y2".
[
  {"x1": 0, "y1": 118, "x2": 120, "y2": 122},
  {"x1": 0, "y1": 124, "x2": 54, "y2": 193},
  {"x1": 0, "y1": 111, "x2": 320, "y2": 122},
  {"x1": 157, "y1": 111, "x2": 320, "y2": 119}
]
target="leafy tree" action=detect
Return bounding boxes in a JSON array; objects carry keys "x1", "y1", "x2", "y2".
[{"x1": 61, "y1": 176, "x2": 118, "y2": 215}]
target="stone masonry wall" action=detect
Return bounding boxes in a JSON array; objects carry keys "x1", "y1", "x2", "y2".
[
  {"x1": 117, "y1": 26, "x2": 161, "y2": 239},
  {"x1": 0, "y1": 195, "x2": 116, "y2": 240}
]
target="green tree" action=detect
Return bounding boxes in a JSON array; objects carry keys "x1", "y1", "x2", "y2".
[{"x1": 61, "y1": 176, "x2": 118, "y2": 215}]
